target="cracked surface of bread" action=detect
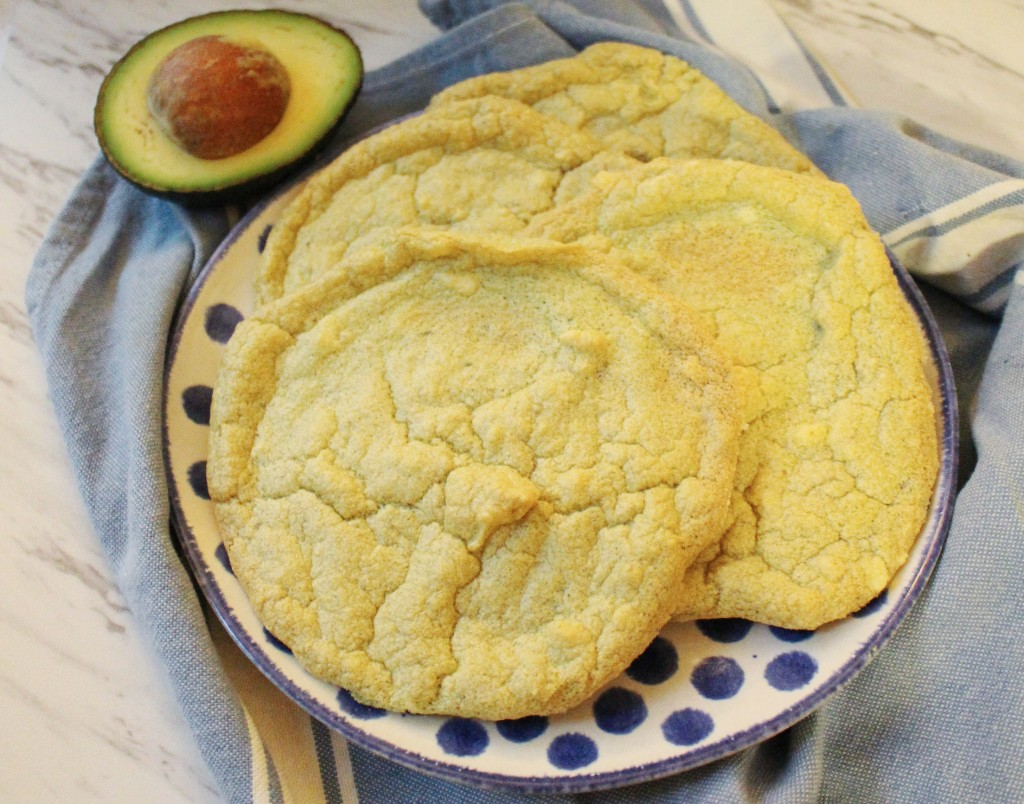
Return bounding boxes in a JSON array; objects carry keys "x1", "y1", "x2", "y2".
[
  {"x1": 430, "y1": 42, "x2": 819, "y2": 174},
  {"x1": 526, "y1": 158, "x2": 939, "y2": 629},
  {"x1": 256, "y1": 96, "x2": 603, "y2": 304},
  {"x1": 208, "y1": 231, "x2": 742, "y2": 718}
]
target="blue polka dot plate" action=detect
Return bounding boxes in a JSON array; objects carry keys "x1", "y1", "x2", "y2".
[{"x1": 163, "y1": 180, "x2": 958, "y2": 793}]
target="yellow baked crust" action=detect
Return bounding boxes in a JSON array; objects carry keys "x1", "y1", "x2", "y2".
[
  {"x1": 526, "y1": 158, "x2": 939, "y2": 629},
  {"x1": 209, "y1": 230, "x2": 742, "y2": 718},
  {"x1": 260, "y1": 43, "x2": 822, "y2": 307},
  {"x1": 430, "y1": 42, "x2": 819, "y2": 174},
  {"x1": 256, "y1": 95, "x2": 604, "y2": 304}
]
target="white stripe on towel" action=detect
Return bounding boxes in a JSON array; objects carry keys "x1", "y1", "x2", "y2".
[
  {"x1": 332, "y1": 732, "x2": 361, "y2": 804},
  {"x1": 884, "y1": 180, "x2": 1024, "y2": 245},
  {"x1": 242, "y1": 704, "x2": 272, "y2": 804},
  {"x1": 883, "y1": 181, "x2": 1024, "y2": 308}
]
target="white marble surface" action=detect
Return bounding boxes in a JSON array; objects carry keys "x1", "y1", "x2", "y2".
[{"x1": 0, "y1": 1, "x2": 1021, "y2": 801}]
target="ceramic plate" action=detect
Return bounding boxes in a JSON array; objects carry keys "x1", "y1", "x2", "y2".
[{"x1": 163, "y1": 176, "x2": 958, "y2": 794}]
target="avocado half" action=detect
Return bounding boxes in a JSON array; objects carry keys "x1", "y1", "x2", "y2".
[{"x1": 95, "y1": 10, "x2": 363, "y2": 204}]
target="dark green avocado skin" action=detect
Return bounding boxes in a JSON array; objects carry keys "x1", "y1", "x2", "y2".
[{"x1": 94, "y1": 10, "x2": 364, "y2": 206}]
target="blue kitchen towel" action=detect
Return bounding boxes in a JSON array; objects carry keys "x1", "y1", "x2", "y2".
[{"x1": 25, "y1": 1, "x2": 1024, "y2": 802}]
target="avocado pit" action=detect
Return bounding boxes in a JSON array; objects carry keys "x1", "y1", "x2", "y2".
[{"x1": 147, "y1": 36, "x2": 291, "y2": 160}]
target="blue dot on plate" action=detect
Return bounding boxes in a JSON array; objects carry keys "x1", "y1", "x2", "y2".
[
  {"x1": 257, "y1": 224, "x2": 273, "y2": 253},
  {"x1": 214, "y1": 543, "x2": 234, "y2": 574},
  {"x1": 205, "y1": 303, "x2": 244, "y2": 343},
  {"x1": 187, "y1": 461, "x2": 209, "y2": 500},
  {"x1": 626, "y1": 635, "x2": 678, "y2": 685},
  {"x1": 437, "y1": 718, "x2": 488, "y2": 757},
  {"x1": 765, "y1": 651, "x2": 818, "y2": 691},
  {"x1": 337, "y1": 688, "x2": 387, "y2": 720},
  {"x1": 691, "y1": 656, "x2": 744, "y2": 700},
  {"x1": 662, "y1": 708, "x2": 714, "y2": 746},
  {"x1": 769, "y1": 626, "x2": 815, "y2": 643},
  {"x1": 696, "y1": 618, "x2": 753, "y2": 643},
  {"x1": 263, "y1": 628, "x2": 292, "y2": 654},
  {"x1": 853, "y1": 589, "x2": 888, "y2": 618},
  {"x1": 182, "y1": 385, "x2": 213, "y2": 425},
  {"x1": 547, "y1": 733, "x2": 598, "y2": 770},
  {"x1": 496, "y1": 716, "x2": 548, "y2": 743},
  {"x1": 593, "y1": 687, "x2": 647, "y2": 734}
]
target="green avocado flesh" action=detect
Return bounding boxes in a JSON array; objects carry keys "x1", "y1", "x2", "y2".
[{"x1": 95, "y1": 10, "x2": 363, "y2": 201}]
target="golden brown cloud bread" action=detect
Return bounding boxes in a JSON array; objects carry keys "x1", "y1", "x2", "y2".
[
  {"x1": 208, "y1": 230, "x2": 741, "y2": 718},
  {"x1": 430, "y1": 42, "x2": 819, "y2": 174},
  {"x1": 526, "y1": 158, "x2": 939, "y2": 629},
  {"x1": 256, "y1": 96, "x2": 603, "y2": 304}
]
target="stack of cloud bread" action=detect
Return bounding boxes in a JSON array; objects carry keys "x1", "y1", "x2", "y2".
[{"x1": 207, "y1": 43, "x2": 939, "y2": 720}]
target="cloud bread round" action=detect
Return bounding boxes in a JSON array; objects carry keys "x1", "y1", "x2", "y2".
[
  {"x1": 525, "y1": 158, "x2": 939, "y2": 629},
  {"x1": 256, "y1": 95, "x2": 604, "y2": 305},
  {"x1": 208, "y1": 230, "x2": 742, "y2": 719},
  {"x1": 430, "y1": 42, "x2": 819, "y2": 175}
]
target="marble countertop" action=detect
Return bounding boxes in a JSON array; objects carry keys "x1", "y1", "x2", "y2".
[{"x1": 1, "y1": 1, "x2": 1021, "y2": 800}]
